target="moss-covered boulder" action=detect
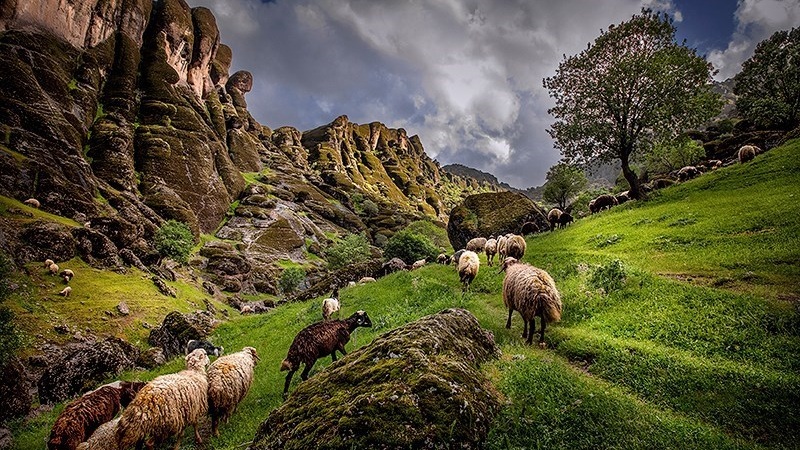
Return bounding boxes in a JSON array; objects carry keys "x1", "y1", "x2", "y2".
[
  {"x1": 250, "y1": 308, "x2": 501, "y2": 450},
  {"x1": 447, "y1": 192, "x2": 548, "y2": 250}
]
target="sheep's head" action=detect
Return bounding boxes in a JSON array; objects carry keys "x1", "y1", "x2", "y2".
[
  {"x1": 350, "y1": 310, "x2": 372, "y2": 328},
  {"x1": 244, "y1": 346, "x2": 260, "y2": 363},
  {"x1": 119, "y1": 381, "x2": 147, "y2": 406},
  {"x1": 186, "y1": 349, "x2": 210, "y2": 371},
  {"x1": 498, "y1": 257, "x2": 519, "y2": 273}
]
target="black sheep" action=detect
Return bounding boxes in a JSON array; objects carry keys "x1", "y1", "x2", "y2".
[
  {"x1": 186, "y1": 339, "x2": 224, "y2": 357},
  {"x1": 558, "y1": 212, "x2": 574, "y2": 228}
]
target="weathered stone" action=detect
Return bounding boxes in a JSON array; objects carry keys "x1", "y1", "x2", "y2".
[
  {"x1": 116, "y1": 301, "x2": 130, "y2": 315},
  {"x1": 136, "y1": 347, "x2": 166, "y2": 369},
  {"x1": 447, "y1": 192, "x2": 548, "y2": 250},
  {"x1": 19, "y1": 221, "x2": 77, "y2": 264},
  {"x1": 72, "y1": 227, "x2": 121, "y2": 268},
  {"x1": 0, "y1": 357, "x2": 32, "y2": 422},
  {"x1": 251, "y1": 308, "x2": 501, "y2": 449},
  {"x1": 151, "y1": 276, "x2": 176, "y2": 297},
  {"x1": 119, "y1": 248, "x2": 148, "y2": 271},
  {"x1": 147, "y1": 310, "x2": 217, "y2": 359}
]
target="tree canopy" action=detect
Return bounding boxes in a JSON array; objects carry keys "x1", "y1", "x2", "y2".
[
  {"x1": 734, "y1": 27, "x2": 800, "y2": 130},
  {"x1": 543, "y1": 9, "x2": 721, "y2": 198},
  {"x1": 542, "y1": 162, "x2": 588, "y2": 209}
]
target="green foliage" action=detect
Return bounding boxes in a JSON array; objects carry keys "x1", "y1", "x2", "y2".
[
  {"x1": 404, "y1": 220, "x2": 452, "y2": 251},
  {"x1": 641, "y1": 137, "x2": 706, "y2": 174},
  {"x1": 279, "y1": 267, "x2": 306, "y2": 297},
  {"x1": 361, "y1": 199, "x2": 379, "y2": 216},
  {"x1": 0, "y1": 252, "x2": 22, "y2": 364},
  {"x1": 384, "y1": 229, "x2": 440, "y2": 265},
  {"x1": 544, "y1": 9, "x2": 721, "y2": 197},
  {"x1": 543, "y1": 162, "x2": 588, "y2": 209},
  {"x1": 154, "y1": 220, "x2": 194, "y2": 263},
  {"x1": 325, "y1": 233, "x2": 371, "y2": 270},
  {"x1": 351, "y1": 192, "x2": 380, "y2": 217},
  {"x1": 589, "y1": 259, "x2": 627, "y2": 292},
  {"x1": 734, "y1": 27, "x2": 800, "y2": 129},
  {"x1": 569, "y1": 187, "x2": 609, "y2": 217}
]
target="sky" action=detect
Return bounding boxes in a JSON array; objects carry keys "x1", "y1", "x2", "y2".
[{"x1": 188, "y1": 0, "x2": 800, "y2": 189}]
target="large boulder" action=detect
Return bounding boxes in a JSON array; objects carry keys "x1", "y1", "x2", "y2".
[
  {"x1": 18, "y1": 221, "x2": 77, "y2": 264},
  {"x1": 37, "y1": 337, "x2": 139, "y2": 404},
  {"x1": 250, "y1": 308, "x2": 501, "y2": 450},
  {"x1": 447, "y1": 192, "x2": 548, "y2": 250},
  {"x1": 0, "y1": 357, "x2": 32, "y2": 422},
  {"x1": 147, "y1": 310, "x2": 217, "y2": 360}
]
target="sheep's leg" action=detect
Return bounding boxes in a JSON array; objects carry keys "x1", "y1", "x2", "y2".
[
  {"x1": 194, "y1": 423, "x2": 203, "y2": 444},
  {"x1": 283, "y1": 369, "x2": 297, "y2": 395},
  {"x1": 539, "y1": 315, "x2": 547, "y2": 345},
  {"x1": 212, "y1": 413, "x2": 220, "y2": 437},
  {"x1": 506, "y1": 308, "x2": 513, "y2": 329},
  {"x1": 301, "y1": 361, "x2": 315, "y2": 380},
  {"x1": 331, "y1": 350, "x2": 337, "y2": 362},
  {"x1": 522, "y1": 319, "x2": 529, "y2": 339},
  {"x1": 172, "y1": 433, "x2": 182, "y2": 450},
  {"x1": 526, "y1": 320, "x2": 535, "y2": 345}
]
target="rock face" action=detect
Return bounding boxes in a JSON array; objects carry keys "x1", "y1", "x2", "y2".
[
  {"x1": 250, "y1": 308, "x2": 501, "y2": 450},
  {"x1": 147, "y1": 310, "x2": 216, "y2": 359},
  {"x1": 0, "y1": 357, "x2": 32, "y2": 422},
  {"x1": 447, "y1": 192, "x2": 548, "y2": 250}
]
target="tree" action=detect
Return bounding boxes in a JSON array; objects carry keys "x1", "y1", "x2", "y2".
[
  {"x1": 384, "y1": 230, "x2": 439, "y2": 265},
  {"x1": 325, "y1": 233, "x2": 371, "y2": 270},
  {"x1": 153, "y1": 220, "x2": 194, "y2": 263},
  {"x1": 542, "y1": 162, "x2": 588, "y2": 209},
  {"x1": 543, "y1": 9, "x2": 721, "y2": 199},
  {"x1": 640, "y1": 136, "x2": 705, "y2": 174},
  {"x1": 734, "y1": 28, "x2": 800, "y2": 130}
]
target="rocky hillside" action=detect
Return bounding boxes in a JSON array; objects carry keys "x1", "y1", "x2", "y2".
[{"x1": 0, "y1": 0, "x2": 504, "y2": 297}]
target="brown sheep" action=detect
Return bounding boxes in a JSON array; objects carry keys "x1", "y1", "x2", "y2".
[
  {"x1": 505, "y1": 235, "x2": 526, "y2": 260},
  {"x1": 520, "y1": 222, "x2": 539, "y2": 235},
  {"x1": 738, "y1": 145, "x2": 757, "y2": 163},
  {"x1": 677, "y1": 165, "x2": 701, "y2": 181},
  {"x1": 547, "y1": 208, "x2": 562, "y2": 231},
  {"x1": 615, "y1": 191, "x2": 630, "y2": 205},
  {"x1": 499, "y1": 257, "x2": 562, "y2": 346},
  {"x1": 24, "y1": 198, "x2": 40, "y2": 208},
  {"x1": 484, "y1": 238, "x2": 498, "y2": 266},
  {"x1": 496, "y1": 235, "x2": 508, "y2": 259},
  {"x1": 589, "y1": 194, "x2": 618, "y2": 213},
  {"x1": 466, "y1": 237, "x2": 487, "y2": 252}
]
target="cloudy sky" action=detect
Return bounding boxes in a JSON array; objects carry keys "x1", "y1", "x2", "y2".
[{"x1": 189, "y1": 0, "x2": 799, "y2": 188}]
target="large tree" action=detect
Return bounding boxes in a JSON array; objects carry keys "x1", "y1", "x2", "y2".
[
  {"x1": 543, "y1": 9, "x2": 721, "y2": 199},
  {"x1": 734, "y1": 27, "x2": 800, "y2": 130},
  {"x1": 542, "y1": 162, "x2": 587, "y2": 210}
]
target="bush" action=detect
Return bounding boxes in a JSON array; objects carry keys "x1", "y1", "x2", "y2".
[
  {"x1": 325, "y1": 233, "x2": 372, "y2": 270},
  {"x1": 404, "y1": 220, "x2": 451, "y2": 251},
  {"x1": 279, "y1": 266, "x2": 306, "y2": 296},
  {"x1": 361, "y1": 199, "x2": 379, "y2": 216},
  {"x1": 384, "y1": 230, "x2": 440, "y2": 265},
  {"x1": 589, "y1": 259, "x2": 627, "y2": 293},
  {"x1": 154, "y1": 220, "x2": 195, "y2": 263}
]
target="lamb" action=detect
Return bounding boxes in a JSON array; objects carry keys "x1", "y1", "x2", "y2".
[
  {"x1": 61, "y1": 269, "x2": 74, "y2": 283},
  {"x1": 281, "y1": 311, "x2": 372, "y2": 395},
  {"x1": 496, "y1": 235, "x2": 508, "y2": 259},
  {"x1": 49, "y1": 263, "x2": 60, "y2": 275},
  {"x1": 499, "y1": 257, "x2": 562, "y2": 346},
  {"x1": 48, "y1": 381, "x2": 145, "y2": 450},
  {"x1": 450, "y1": 249, "x2": 466, "y2": 266},
  {"x1": 465, "y1": 237, "x2": 487, "y2": 252},
  {"x1": 677, "y1": 165, "x2": 701, "y2": 181},
  {"x1": 115, "y1": 349, "x2": 210, "y2": 450},
  {"x1": 59, "y1": 286, "x2": 72, "y2": 297},
  {"x1": 547, "y1": 208, "x2": 562, "y2": 231},
  {"x1": 24, "y1": 198, "x2": 40, "y2": 208},
  {"x1": 738, "y1": 145, "x2": 757, "y2": 163},
  {"x1": 505, "y1": 235, "x2": 526, "y2": 260},
  {"x1": 411, "y1": 259, "x2": 427, "y2": 270},
  {"x1": 321, "y1": 287, "x2": 340, "y2": 321},
  {"x1": 207, "y1": 347, "x2": 260, "y2": 436},
  {"x1": 457, "y1": 250, "x2": 480, "y2": 292},
  {"x1": 558, "y1": 212, "x2": 574, "y2": 229},
  {"x1": 44, "y1": 259, "x2": 55, "y2": 268},
  {"x1": 589, "y1": 194, "x2": 618, "y2": 213},
  {"x1": 76, "y1": 417, "x2": 119, "y2": 450},
  {"x1": 484, "y1": 238, "x2": 497, "y2": 267},
  {"x1": 436, "y1": 253, "x2": 449, "y2": 264},
  {"x1": 185, "y1": 339, "x2": 224, "y2": 357}
]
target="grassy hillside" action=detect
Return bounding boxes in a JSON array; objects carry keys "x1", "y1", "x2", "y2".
[{"x1": 11, "y1": 140, "x2": 800, "y2": 449}]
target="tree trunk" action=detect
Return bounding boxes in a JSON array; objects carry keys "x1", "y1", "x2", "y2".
[{"x1": 621, "y1": 152, "x2": 641, "y2": 199}]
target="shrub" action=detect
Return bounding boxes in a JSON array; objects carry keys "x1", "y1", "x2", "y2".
[
  {"x1": 154, "y1": 220, "x2": 194, "y2": 263},
  {"x1": 384, "y1": 230, "x2": 440, "y2": 265},
  {"x1": 279, "y1": 267, "x2": 306, "y2": 297},
  {"x1": 589, "y1": 259, "x2": 627, "y2": 293},
  {"x1": 361, "y1": 199, "x2": 379, "y2": 216},
  {"x1": 325, "y1": 233, "x2": 371, "y2": 270},
  {"x1": 404, "y1": 220, "x2": 451, "y2": 251}
]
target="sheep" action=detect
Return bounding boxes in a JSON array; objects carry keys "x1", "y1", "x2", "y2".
[
  {"x1": 547, "y1": 208, "x2": 562, "y2": 231},
  {"x1": 558, "y1": 212, "x2": 574, "y2": 229},
  {"x1": 499, "y1": 257, "x2": 562, "y2": 346},
  {"x1": 321, "y1": 287, "x2": 340, "y2": 321},
  {"x1": 44, "y1": 259, "x2": 55, "y2": 268},
  {"x1": 185, "y1": 339, "x2": 224, "y2": 357},
  {"x1": 465, "y1": 237, "x2": 487, "y2": 252},
  {"x1": 24, "y1": 198, "x2": 40, "y2": 208},
  {"x1": 358, "y1": 276, "x2": 376, "y2": 284},
  {"x1": 615, "y1": 191, "x2": 630, "y2": 205},
  {"x1": 49, "y1": 263, "x2": 60, "y2": 275},
  {"x1": 115, "y1": 349, "x2": 210, "y2": 450},
  {"x1": 505, "y1": 235, "x2": 526, "y2": 260},
  {"x1": 677, "y1": 165, "x2": 701, "y2": 181},
  {"x1": 48, "y1": 381, "x2": 145, "y2": 450},
  {"x1": 698, "y1": 159, "x2": 723, "y2": 171},
  {"x1": 207, "y1": 347, "x2": 260, "y2": 436},
  {"x1": 61, "y1": 269, "x2": 74, "y2": 283},
  {"x1": 77, "y1": 417, "x2": 119, "y2": 450},
  {"x1": 450, "y1": 249, "x2": 466, "y2": 266},
  {"x1": 457, "y1": 250, "x2": 480, "y2": 292},
  {"x1": 589, "y1": 194, "x2": 618, "y2": 213},
  {"x1": 436, "y1": 253, "x2": 449, "y2": 264},
  {"x1": 411, "y1": 259, "x2": 427, "y2": 270},
  {"x1": 738, "y1": 145, "x2": 757, "y2": 163},
  {"x1": 496, "y1": 235, "x2": 508, "y2": 259},
  {"x1": 60, "y1": 286, "x2": 72, "y2": 297},
  {"x1": 484, "y1": 238, "x2": 497, "y2": 266},
  {"x1": 240, "y1": 304, "x2": 254, "y2": 314},
  {"x1": 281, "y1": 311, "x2": 372, "y2": 395},
  {"x1": 381, "y1": 257, "x2": 408, "y2": 275},
  {"x1": 520, "y1": 222, "x2": 539, "y2": 235}
]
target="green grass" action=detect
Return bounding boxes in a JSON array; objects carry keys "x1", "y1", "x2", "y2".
[
  {"x1": 10, "y1": 140, "x2": 800, "y2": 449},
  {"x1": 0, "y1": 195, "x2": 81, "y2": 228}
]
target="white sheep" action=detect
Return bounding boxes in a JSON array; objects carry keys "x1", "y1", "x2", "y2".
[
  {"x1": 207, "y1": 347, "x2": 260, "y2": 436},
  {"x1": 738, "y1": 145, "x2": 757, "y2": 163},
  {"x1": 496, "y1": 235, "x2": 508, "y2": 260},
  {"x1": 24, "y1": 198, "x2": 40, "y2": 208},
  {"x1": 499, "y1": 257, "x2": 562, "y2": 347},
  {"x1": 77, "y1": 418, "x2": 119, "y2": 450},
  {"x1": 115, "y1": 349, "x2": 210, "y2": 450},
  {"x1": 49, "y1": 263, "x2": 59, "y2": 276},
  {"x1": 61, "y1": 269, "x2": 75, "y2": 283},
  {"x1": 44, "y1": 259, "x2": 55, "y2": 268},
  {"x1": 484, "y1": 238, "x2": 497, "y2": 266},
  {"x1": 411, "y1": 259, "x2": 426, "y2": 270},
  {"x1": 457, "y1": 250, "x2": 480, "y2": 292},
  {"x1": 321, "y1": 287, "x2": 340, "y2": 321},
  {"x1": 59, "y1": 286, "x2": 72, "y2": 297},
  {"x1": 358, "y1": 277, "x2": 376, "y2": 284}
]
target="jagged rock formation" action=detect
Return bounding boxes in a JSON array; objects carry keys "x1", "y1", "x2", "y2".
[{"x1": 447, "y1": 192, "x2": 548, "y2": 250}]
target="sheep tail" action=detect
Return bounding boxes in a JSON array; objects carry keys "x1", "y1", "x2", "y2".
[
  {"x1": 280, "y1": 359, "x2": 293, "y2": 371},
  {"x1": 542, "y1": 293, "x2": 563, "y2": 323}
]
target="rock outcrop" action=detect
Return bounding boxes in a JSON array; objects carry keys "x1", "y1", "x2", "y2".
[
  {"x1": 0, "y1": 357, "x2": 32, "y2": 422},
  {"x1": 147, "y1": 310, "x2": 217, "y2": 360},
  {"x1": 250, "y1": 308, "x2": 501, "y2": 450}
]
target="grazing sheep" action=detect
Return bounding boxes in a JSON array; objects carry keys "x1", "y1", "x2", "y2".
[
  {"x1": 558, "y1": 212, "x2": 574, "y2": 229},
  {"x1": 698, "y1": 159, "x2": 723, "y2": 171},
  {"x1": 358, "y1": 277, "x2": 376, "y2": 284},
  {"x1": 321, "y1": 287, "x2": 340, "y2": 321},
  {"x1": 281, "y1": 311, "x2": 373, "y2": 395},
  {"x1": 505, "y1": 235, "x2": 526, "y2": 260},
  {"x1": 44, "y1": 259, "x2": 55, "y2": 268},
  {"x1": 457, "y1": 250, "x2": 480, "y2": 292},
  {"x1": 347, "y1": 281, "x2": 356, "y2": 287},
  {"x1": 240, "y1": 304, "x2": 254, "y2": 314},
  {"x1": 466, "y1": 237, "x2": 487, "y2": 252},
  {"x1": 496, "y1": 235, "x2": 508, "y2": 259},
  {"x1": 411, "y1": 259, "x2": 427, "y2": 270},
  {"x1": 61, "y1": 269, "x2": 74, "y2": 283},
  {"x1": 115, "y1": 349, "x2": 210, "y2": 450},
  {"x1": 738, "y1": 145, "x2": 757, "y2": 163},
  {"x1": 185, "y1": 339, "x2": 224, "y2": 357},
  {"x1": 48, "y1": 381, "x2": 145, "y2": 450},
  {"x1": 436, "y1": 253, "x2": 449, "y2": 264},
  {"x1": 24, "y1": 198, "x2": 40, "y2": 208},
  {"x1": 589, "y1": 194, "x2": 618, "y2": 213},
  {"x1": 649, "y1": 178, "x2": 676, "y2": 190},
  {"x1": 615, "y1": 191, "x2": 630, "y2": 205},
  {"x1": 484, "y1": 238, "x2": 498, "y2": 267},
  {"x1": 207, "y1": 347, "x2": 260, "y2": 436},
  {"x1": 59, "y1": 286, "x2": 72, "y2": 297},
  {"x1": 77, "y1": 417, "x2": 119, "y2": 450},
  {"x1": 381, "y1": 257, "x2": 408, "y2": 275},
  {"x1": 450, "y1": 249, "x2": 466, "y2": 266},
  {"x1": 677, "y1": 165, "x2": 701, "y2": 181},
  {"x1": 499, "y1": 257, "x2": 562, "y2": 346},
  {"x1": 547, "y1": 208, "x2": 562, "y2": 231},
  {"x1": 49, "y1": 263, "x2": 60, "y2": 275},
  {"x1": 520, "y1": 222, "x2": 539, "y2": 235}
]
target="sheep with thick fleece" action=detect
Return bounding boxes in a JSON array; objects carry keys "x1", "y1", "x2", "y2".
[
  {"x1": 450, "y1": 249, "x2": 466, "y2": 266},
  {"x1": 207, "y1": 347, "x2": 260, "y2": 436},
  {"x1": 499, "y1": 257, "x2": 562, "y2": 346},
  {"x1": 738, "y1": 145, "x2": 757, "y2": 163},
  {"x1": 547, "y1": 208, "x2": 562, "y2": 231},
  {"x1": 321, "y1": 287, "x2": 340, "y2": 321},
  {"x1": 496, "y1": 235, "x2": 508, "y2": 260},
  {"x1": 466, "y1": 237, "x2": 487, "y2": 252},
  {"x1": 49, "y1": 263, "x2": 60, "y2": 275},
  {"x1": 677, "y1": 165, "x2": 701, "y2": 181},
  {"x1": 281, "y1": 311, "x2": 372, "y2": 395},
  {"x1": 411, "y1": 259, "x2": 427, "y2": 270},
  {"x1": 505, "y1": 235, "x2": 526, "y2": 260},
  {"x1": 436, "y1": 253, "x2": 449, "y2": 264},
  {"x1": 24, "y1": 198, "x2": 40, "y2": 208},
  {"x1": 115, "y1": 349, "x2": 210, "y2": 450},
  {"x1": 77, "y1": 417, "x2": 119, "y2": 450},
  {"x1": 457, "y1": 250, "x2": 480, "y2": 292},
  {"x1": 44, "y1": 259, "x2": 55, "y2": 267},
  {"x1": 484, "y1": 238, "x2": 497, "y2": 266},
  {"x1": 48, "y1": 381, "x2": 145, "y2": 450}
]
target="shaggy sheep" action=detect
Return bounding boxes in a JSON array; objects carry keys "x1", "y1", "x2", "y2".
[
  {"x1": 450, "y1": 249, "x2": 466, "y2": 266},
  {"x1": 48, "y1": 381, "x2": 145, "y2": 450},
  {"x1": 505, "y1": 235, "x2": 526, "y2": 260},
  {"x1": 185, "y1": 339, "x2": 224, "y2": 357},
  {"x1": 547, "y1": 208, "x2": 562, "y2": 231},
  {"x1": 207, "y1": 347, "x2": 260, "y2": 436},
  {"x1": 520, "y1": 222, "x2": 539, "y2": 235},
  {"x1": 499, "y1": 257, "x2": 562, "y2": 346},
  {"x1": 115, "y1": 349, "x2": 210, "y2": 450},
  {"x1": 59, "y1": 286, "x2": 72, "y2": 297},
  {"x1": 738, "y1": 145, "x2": 757, "y2": 163},
  {"x1": 558, "y1": 212, "x2": 574, "y2": 229},
  {"x1": 457, "y1": 250, "x2": 480, "y2": 292},
  {"x1": 281, "y1": 311, "x2": 373, "y2": 395},
  {"x1": 24, "y1": 198, "x2": 40, "y2": 208},
  {"x1": 677, "y1": 165, "x2": 701, "y2": 181},
  {"x1": 484, "y1": 238, "x2": 498, "y2": 267},
  {"x1": 411, "y1": 259, "x2": 427, "y2": 270},
  {"x1": 436, "y1": 253, "x2": 449, "y2": 264},
  {"x1": 76, "y1": 417, "x2": 119, "y2": 450},
  {"x1": 496, "y1": 235, "x2": 508, "y2": 259},
  {"x1": 44, "y1": 259, "x2": 55, "y2": 268},
  {"x1": 321, "y1": 287, "x2": 340, "y2": 321},
  {"x1": 466, "y1": 237, "x2": 487, "y2": 252},
  {"x1": 61, "y1": 269, "x2": 74, "y2": 283},
  {"x1": 358, "y1": 277, "x2": 376, "y2": 284},
  {"x1": 615, "y1": 191, "x2": 630, "y2": 205},
  {"x1": 49, "y1": 263, "x2": 60, "y2": 275},
  {"x1": 589, "y1": 194, "x2": 618, "y2": 213},
  {"x1": 381, "y1": 257, "x2": 408, "y2": 275},
  {"x1": 698, "y1": 159, "x2": 723, "y2": 171},
  {"x1": 240, "y1": 305, "x2": 254, "y2": 314}
]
